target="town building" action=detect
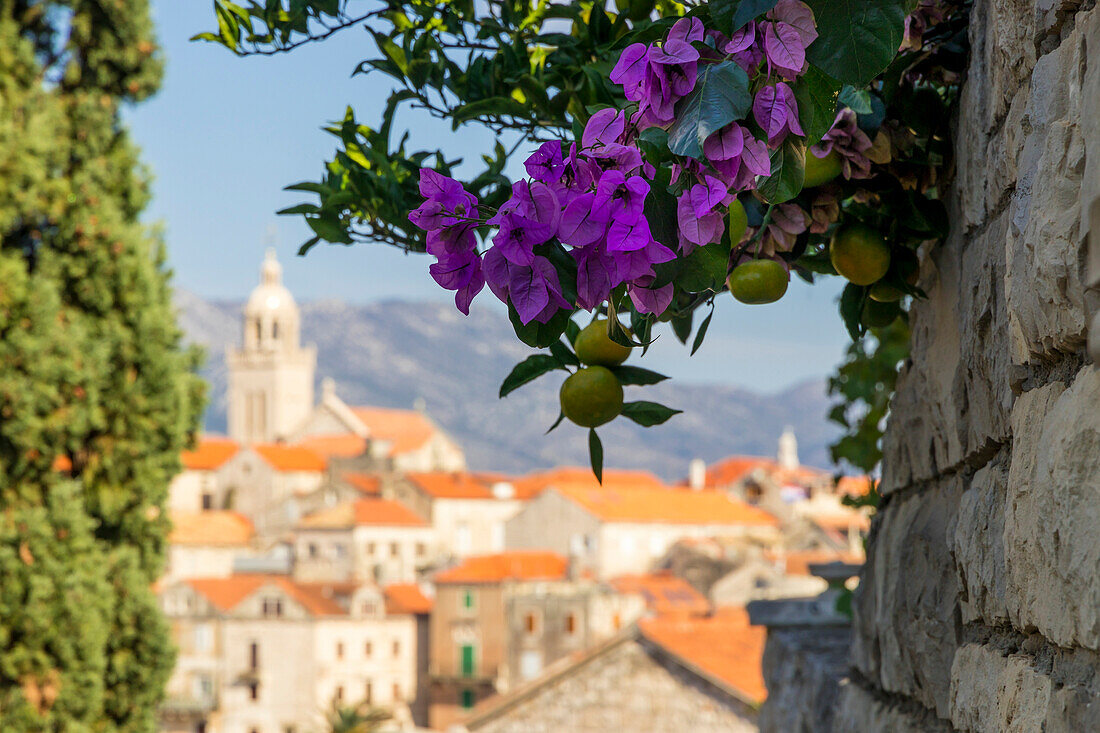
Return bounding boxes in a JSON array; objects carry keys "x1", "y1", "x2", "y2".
[
  {"x1": 159, "y1": 573, "x2": 420, "y2": 733},
  {"x1": 169, "y1": 436, "x2": 240, "y2": 512},
  {"x1": 166, "y1": 511, "x2": 255, "y2": 582},
  {"x1": 215, "y1": 443, "x2": 327, "y2": 538},
  {"x1": 505, "y1": 485, "x2": 781, "y2": 579},
  {"x1": 292, "y1": 497, "x2": 436, "y2": 584}
]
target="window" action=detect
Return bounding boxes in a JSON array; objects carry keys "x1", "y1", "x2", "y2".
[
  {"x1": 393, "y1": 682, "x2": 402, "y2": 701},
  {"x1": 272, "y1": 321, "x2": 279, "y2": 340},
  {"x1": 612, "y1": 613, "x2": 622, "y2": 630},
  {"x1": 262, "y1": 598, "x2": 283, "y2": 618},
  {"x1": 201, "y1": 493, "x2": 213, "y2": 510},
  {"x1": 565, "y1": 613, "x2": 577, "y2": 635},
  {"x1": 193, "y1": 623, "x2": 212, "y2": 652},
  {"x1": 365, "y1": 681, "x2": 373, "y2": 703},
  {"x1": 249, "y1": 642, "x2": 259, "y2": 670},
  {"x1": 461, "y1": 689, "x2": 475, "y2": 709},
  {"x1": 390, "y1": 542, "x2": 400, "y2": 558},
  {"x1": 364, "y1": 641, "x2": 373, "y2": 658},
  {"x1": 254, "y1": 320, "x2": 262, "y2": 342},
  {"x1": 333, "y1": 543, "x2": 347, "y2": 559},
  {"x1": 462, "y1": 589, "x2": 475, "y2": 611},
  {"x1": 336, "y1": 642, "x2": 344, "y2": 660},
  {"x1": 285, "y1": 727, "x2": 297, "y2": 733},
  {"x1": 249, "y1": 682, "x2": 259, "y2": 701},
  {"x1": 460, "y1": 645, "x2": 476, "y2": 677},
  {"x1": 456, "y1": 523, "x2": 472, "y2": 556},
  {"x1": 524, "y1": 611, "x2": 539, "y2": 635},
  {"x1": 335, "y1": 685, "x2": 344, "y2": 702},
  {"x1": 361, "y1": 601, "x2": 377, "y2": 616},
  {"x1": 366, "y1": 542, "x2": 376, "y2": 555},
  {"x1": 392, "y1": 640, "x2": 400, "y2": 657},
  {"x1": 415, "y1": 542, "x2": 426, "y2": 557},
  {"x1": 308, "y1": 543, "x2": 318, "y2": 558}
]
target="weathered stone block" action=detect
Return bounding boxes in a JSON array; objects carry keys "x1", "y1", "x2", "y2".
[
  {"x1": 758, "y1": 627, "x2": 849, "y2": 733},
  {"x1": 850, "y1": 478, "x2": 963, "y2": 717},
  {"x1": 1006, "y1": 18, "x2": 1090, "y2": 364},
  {"x1": 949, "y1": 643, "x2": 1051, "y2": 732},
  {"x1": 832, "y1": 679, "x2": 954, "y2": 732},
  {"x1": 953, "y1": 459, "x2": 1010, "y2": 625},
  {"x1": 1004, "y1": 370, "x2": 1100, "y2": 649}
]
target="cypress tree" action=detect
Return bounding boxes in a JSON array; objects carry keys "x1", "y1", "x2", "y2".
[{"x1": 0, "y1": 2, "x2": 204, "y2": 728}]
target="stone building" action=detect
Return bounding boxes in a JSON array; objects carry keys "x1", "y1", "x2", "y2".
[
  {"x1": 165, "y1": 511, "x2": 256, "y2": 582},
  {"x1": 505, "y1": 484, "x2": 780, "y2": 579},
  {"x1": 460, "y1": 608, "x2": 766, "y2": 733},
  {"x1": 169, "y1": 436, "x2": 240, "y2": 512},
  {"x1": 215, "y1": 443, "x2": 327, "y2": 538},
  {"x1": 159, "y1": 574, "x2": 421, "y2": 733},
  {"x1": 292, "y1": 497, "x2": 436, "y2": 584},
  {"x1": 757, "y1": 2, "x2": 1100, "y2": 730}
]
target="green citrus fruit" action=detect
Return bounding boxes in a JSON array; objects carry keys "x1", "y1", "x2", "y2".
[
  {"x1": 869, "y1": 281, "x2": 905, "y2": 302},
  {"x1": 804, "y1": 150, "x2": 843, "y2": 188},
  {"x1": 727, "y1": 259, "x2": 789, "y2": 305},
  {"x1": 862, "y1": 298, "x2": 901, "y2": 328},
  {"x1": 560, "y1": 366, "x2": 624, "y2": 428},
  {"x1": 830, "y1": 225, "x2": 891, "y2": 286},
  {"x1": 574, "y1": 319, "x2": 632, "y2": 366},
  {"x1": 728, "y1": 199, "x2": 749, "y2": 245}
]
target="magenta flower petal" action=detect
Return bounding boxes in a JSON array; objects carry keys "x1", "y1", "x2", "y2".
[
  {"x1": 610, "y1": 43, "x2": 649, "y2": 99},
  {"x1": 769, "y1": 0, "x2": 818, "y2": 46},
  {"x1": 667, "y1": 16, "x2": 705, "y2": 45},
  {"x1": 628, "y1": 279, "x2": 674, "y2": 316},
  {"x1": 559, "y1": 193, "x2": 609, "y2": 247},
  {"x1": 583, "y1": 108, "x2": 626, "y2": 149},
  {"x1": 704, "y1": 124, "x2": 746, "y2": 162},
  {"x1": 725, "y1": 22, "x2": 756, "y2": 53},
  {"x1": 764, "y1": 22, "x2": 807, "y2": 76},
  {"x1": 607, "y1": 214, "x2": 652, "y2": 252}
]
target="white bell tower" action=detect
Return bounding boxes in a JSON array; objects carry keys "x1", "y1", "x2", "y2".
[
  {"x1": 226, "y1": 248, "x2": 317, "y2": 443},
  {"x1": 777, "y1": 427, "x2": 800, "y2": 470}
]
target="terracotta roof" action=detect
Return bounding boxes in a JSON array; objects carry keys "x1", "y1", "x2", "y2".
[
  {"x1": 554, "y1": 485, "x2": 779, "y2": 526},
  {"x1": 252, "y1": 443, "x2": 327, "y2": 473},
  {"x1": 638, "y1": 607, "x2": 767, "y2": 705},
  {"x1": 810, "y1": 512, "x2": 871, "y2": 532},
  {"x1": 343, "y1": 472, "x2": 382, "y2": 495},
  {"x1": 169, "y1": 511, "x2": 254, "y2": 547},
  {"x1": 407, "y1": 472, "x2": 495, "y2": 499},
  {"x1": 183, "y1": 574, "x2": 345, "y2": 616},
  {"x1": 513, "y1": 467, "x2": 668, "y2": 493},
  {"x1": 181, "y1": 437, "x2": 240, "y2": 471},
  {"x1": 836, "y1": 475, "x2": 876, "y2": 497},
  {"x1": 384, "y1": 583, "x2": 434, "y2": 615},
  {"x1": 609, "y1": 572, "x2": 710, "y2": 615},
  {"x1": 434, "y1": 551, "x2": 569, "y2": 584},
  {"x1": 765, "y1": 549, "x2": 865, "y2": 576},
  {"x1": 297, "y1": 498, "x2": 428, "y2": 529},
  {"x1": 296, "y1": 433, "x2": 368, "y2": 459},
  {"x1": 701, "y1": 456, "x2": 829, "y2": 490},
  {"x1": 350, "y1": 407, "x2": 438, "y2": 455}
]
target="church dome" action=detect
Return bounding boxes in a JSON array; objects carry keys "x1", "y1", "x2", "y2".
[{"x1": 245, "y1": 248, "x2": 298, "y2": 318}]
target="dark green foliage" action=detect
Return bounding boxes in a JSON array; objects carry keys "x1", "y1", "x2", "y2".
[{"x1": 0, "y1": 3, "x2": 204, "y2": 728}]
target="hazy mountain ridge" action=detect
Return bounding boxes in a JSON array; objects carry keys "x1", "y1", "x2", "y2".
[{"x1": 176, "y1": 291, "x2": 842, "y2": 479}]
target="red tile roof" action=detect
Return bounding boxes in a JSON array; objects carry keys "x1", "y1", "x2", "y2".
[
  {"x1": 434, "y1": 551, "x2": 569, "y2": 584},
  {"x1": 181, "y1": 437, "x2": 240, "y2": 471},
  {"x1": 183, "y1": 574, "x2": 345, "y2": 616},
  {"x1": 610, "y1": 572, "x2": 710, "y2": 615},
  {"x1": 384, "y1": 583, "x2": 434, "y2": 615},
  {"x1": 512, "y1": 467, "x2": 668, "y2": 494},
  {"x1": 252, "y1": 443, "x2": 327, "y2": 473},
  {"x1": 702, "y1": 456, "x2": 830, "y2": 490},
  {"x1": 555, "y1": 485, "x2": 779, "y2": 526},
  {"x1": 407, "y1": 472, "x2": 495, "y2": 499},
  {"x1": 351, "y1": 407, "x2": 438, "y2": 455},
  {"x1": 639, "y1": 607, "x2": 767, "y2": 705},
  {"x1": 297, "y1": 498, "x2": 428, "y2": 529},
  {"x1": 169, "y1": 511, "x2": 254, "y2": 547},
  {"x1": 836, "y1": 475, "x2": 876, "y2": 497},
  {"x1": 343, "y1": 472, "x2": 382, "y2": 496},
  {"x1": 296, "y1": 433, "x2": 368, "y2": 459},
  {"x1": 764, "y1": 549, "x2": 865, "y2": 576}
]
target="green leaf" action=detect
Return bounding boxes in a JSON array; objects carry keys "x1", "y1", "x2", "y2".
[
  {"x1": 620, "y1": 401, "x2": 683, "y2": 426},
  {"x1": 670, "y1": 311, "x2": 694, "y2": 344},
  {"x1": 306, "y1": 216, "x2": 352, "y2": 244},
  {"x1": 691, "y1": 306, "x2": 713, "y2": 356},
  {"x1": 549, "y1": 339, "x2": 580, "y2": 367},
  {"x1": 710, "y1": 0, "x2": 779, "y2": 33},
  {"x1": 507, "y1": 305, "x2": 572, "y2": 348},
  {"x1": 668, "y1": 61, "x2": 752, "y2": 159},
  {"x1": 608, "y1": 366, "x2": 670, "y2": 386},
  {"x1": 805, "y1": 0, "x2": 909, "y2": 85},
  {"x1": 838, "y1": 85, "x2": 874, "y2": 114},
  {"x1": 792, "y1": 65, "x2": 841, "y2": 145},
  {"x1": 499, "y1": 355, "x2": 565, "y2": 398},
  {"x1": 588, "y1": 429, "x2": 604, "y2": 484},
  {"x1": 757, "y1": 138, "x2": 806, "y2": 204},
  {"x1": 839, "y1": 283, "x2": 867, "y2": 341},
  {"x1": 676, "y1": 241, "x2": 731, "y2": 292},
  {"x1": 546, "y1": 411, "x2": 566, "y2": 434}
]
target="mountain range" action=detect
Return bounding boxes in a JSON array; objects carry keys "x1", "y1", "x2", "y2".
[{"x1": 175, "y1": 291, "x2": 842, "y2": 480}]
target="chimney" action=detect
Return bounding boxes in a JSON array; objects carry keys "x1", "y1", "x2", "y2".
[
  {"x1": 688, "y1": 458, "x2": 706, "y2": 491},
  {"x1": 321, "y1": 377, "x2": 336, "y2": 402}
]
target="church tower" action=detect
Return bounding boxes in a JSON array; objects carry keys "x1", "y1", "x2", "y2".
[{"x1": 226, "y1": 249, "x2": 317, "y2": 443}]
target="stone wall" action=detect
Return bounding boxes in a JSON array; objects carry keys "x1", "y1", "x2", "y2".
[{"x1": 762, "y1": 1, "x2": 1100, "y2": 729}]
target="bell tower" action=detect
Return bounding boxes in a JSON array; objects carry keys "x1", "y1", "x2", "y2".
[{"x1": 226, "y1": 249, "x2": 317, "y2": 443}]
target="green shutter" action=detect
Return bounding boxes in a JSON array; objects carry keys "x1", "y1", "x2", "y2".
[
  {"x1": 461, "y1": 689, "x2": 475, "y2": 709},
  {"x1": 461, "y1": 644, "x2": 476, "y2": 677}
]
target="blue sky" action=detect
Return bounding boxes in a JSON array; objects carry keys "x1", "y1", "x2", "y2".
[{"x1": 127, "y1": 1, "x2": 850, "y2": 391}]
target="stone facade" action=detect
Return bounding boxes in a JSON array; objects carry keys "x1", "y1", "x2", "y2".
[{"x1": 761, "y1": 2, "x2": 1100, "y2": 730}]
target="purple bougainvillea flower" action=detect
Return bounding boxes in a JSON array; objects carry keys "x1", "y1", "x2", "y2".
[
  {"x1": 628, "y1": 275, "x2": 674, "y2": 316},
  {"x1": 811, "y1": 108, "x2": 874, "y2": 179},
  {"x1": 492, "y1": 212, "x2": 541, "y2": 266},
  {"x1": 492, "y1": 180, "x2": 561, "y2": 243},
  {"x1": 753, "y1": 83, "x2": 804, "y2": 145},
  {"x1": 612, "y1": 238, "x2": 676, "y2": 283},
  {"x1": 607, "y1": 214, "x2": 652, "y2": 252},
  {"x1": 666, "y1": 16, "x2": 705, "y2": 45},
  {"x1": 704, "y1": 124, "x2": 746, "y2": 162},
  {"x1": 593, "y1": 172, "x2": 648, "y2": 220},
  {"x1": 610, "y1": 43, "x2": 650, "y2": 101},
  {"x1": 509, "y1": 257, "x2": 572, "y2": 324},
  {"x1": 417, "y1": 169, "x2": 478, "y2": 212},
  {"x1": 769, "y1": 0, "x2": 818, "y2": 45},
  {"x1": 763, "y1": 21, "x2": 808, "y2": 77},
  {"x1": 676, "y1": 193, "x2": 724, "y2": 251},
  {"x1": 741, "y1": 135, "x2": 773, "y2": 177},
  {"x1": 482, "y1": 245, "x2": 511, "y2": 303},
  {"x1": 724, "y1": 22, "x2": 756, "y2": 53},
  {"x1": 762, "y1": 202, "x2": 810, "y2": 253},
  {"x1": 583, "y1": 108, "x2": 627, "y2": 149},
  {"x1": 559, "y1": 192, "x2": 610, "y2": 248},
  {"x1": 573, "y1": 245, "x2": 616, "y2": 311},
  {"x1": 689, "y1": 176, "x2": 728, "y2": 218},
  {"x1": 409, "y1": 199, "x2": 446, "y2": 231},
  {"x1": 429, "y1": 249, "x2": 485, "y2": 315},
  {"x1": 525, "y1": 142, "x2": 566, "y2": 183},
  {"x1": 425, "y1": 222, "x2": 477, "y2": 259}
]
